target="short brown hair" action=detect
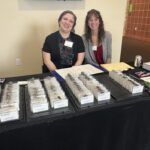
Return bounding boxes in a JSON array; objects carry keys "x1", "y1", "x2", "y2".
[{"x1": 58, "y1": 10, "x2": 77, "y2": 29}]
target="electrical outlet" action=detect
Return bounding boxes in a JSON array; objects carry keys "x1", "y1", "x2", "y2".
[{"x1": 16, "y1": 58, "x2": 22, "y2": 66}]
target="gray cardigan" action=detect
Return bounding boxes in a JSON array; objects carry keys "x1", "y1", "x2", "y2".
[{"x1": 82, "y1": 31, "x2": 112, "y2": 66}]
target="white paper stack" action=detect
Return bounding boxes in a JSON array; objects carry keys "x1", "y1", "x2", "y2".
[
  {"x1": 65, "y1": 73, "x2": 94, "y2": 105},
  {"x1": 28, "y1": 79, "x2": 49, "y2": 113},
  {"x1": 44, "y1": 77, "x2": 68, "y2": 109},
  {"x1": 79, "y1": 72, "x2": 110, "y2": 102},
  {"x1": 143, "y1": 62, "x2": 150, "y2": 71},
  {"x1": 109, "y1": 70, "x2": 144, "y2": 94},
  {"x1": 0, "y1": 82, "x2": 19, "y2": 122}
]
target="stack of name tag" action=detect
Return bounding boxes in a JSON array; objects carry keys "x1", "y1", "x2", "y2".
[
  {"x1": 0, "y1": 82, "x2": 19, "y2": 122},
  {"x1": 109, "y1": 70, "x2": 144, "y2": 94},
  {"x1": 44, "y1": 77, "x2": 68, "y2": 109},
  {"x1": 65, "y1": 73, "x2": 94, "y2": 105},
  {"x1": 79, "y1": 72, "x2": 110, "y2": 102},
  {"x1": 28, "y1": 79, "x2": 49, "y2": 113},
  {"x1": 143, "y1": 62, "x2": 150, "y2": 71}
]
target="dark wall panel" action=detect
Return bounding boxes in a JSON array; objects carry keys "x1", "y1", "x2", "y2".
[{"x1": 120, "y1": 36, "x2": 150, "y2": 63}]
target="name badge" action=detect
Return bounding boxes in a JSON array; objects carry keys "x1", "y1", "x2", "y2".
[
  {"x1": 64, "y1": 40, "x2": 73, "y2": 48},
  {"x1": 92, "y1": 45, "x2": 97, "y2": 51}
]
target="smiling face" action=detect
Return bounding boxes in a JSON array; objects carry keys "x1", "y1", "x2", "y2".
[
  {"x1": 88, "y1": 15, "x2": 100, "y2": 32},
  {"x1": 59, "y1": 13, "x2": 75, "y2": 34}
]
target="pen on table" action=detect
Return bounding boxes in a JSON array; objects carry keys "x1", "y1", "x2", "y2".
[{"x1": 128, "y1": 74, "x2": 142, "y2": 82}]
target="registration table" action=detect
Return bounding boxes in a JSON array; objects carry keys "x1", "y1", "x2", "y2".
[{"x1": 0, "y1": 68, "x2": 150, "y2": 150}]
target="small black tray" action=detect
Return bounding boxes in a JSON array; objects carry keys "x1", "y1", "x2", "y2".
[
  {"x1": 0, "y1": 85, "x2": 26, "y2": 133},
  {"x1": 61, "y1": 80, "x2": 114, "y2": 112},
  {"x1": 25, "y1": 79, "x2": 75, "y2": 122},
  {"x1": 93, "y1": 73, "x2": 144, "y2": 101}
]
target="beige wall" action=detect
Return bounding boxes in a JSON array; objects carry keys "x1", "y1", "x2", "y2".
[{"x1": 0, "y1": 0, "x2": 127, "y2": 77}]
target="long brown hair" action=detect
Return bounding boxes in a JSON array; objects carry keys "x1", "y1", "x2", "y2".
[{"x1": 84, "y1": 9, "x2": 105, "y2": 44}]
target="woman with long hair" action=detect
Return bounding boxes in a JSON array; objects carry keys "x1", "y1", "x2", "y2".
[{"x1": 82, "y1": 9, "x2": 112, "y2": 66}]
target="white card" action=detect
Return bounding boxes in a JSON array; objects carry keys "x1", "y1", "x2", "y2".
[
  {"x1": 64, "y1": 40, "x2": 73, "y2": 48},
  {"x1": 53, "y1": 99, "x2": 68, "y2": 109},
  {"x1": 92, "y1": 45, "x2": 97, "y2": 51}
]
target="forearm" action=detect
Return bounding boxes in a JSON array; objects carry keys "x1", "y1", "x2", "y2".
[
  {"x1": 106, "y1": 57, "x2": 111, "y2": 64},
  {"x1": 45, "y1": 60, "x2": 57, "y2": 71},
  {"x1": 74, "y1": 52, "x2": 85, "y2": 66},
  {"x1": 43, "y1": 51, "x2": 57, "y2": 71},
  {"x1": 106, "y1": 32, "x2": 112, "y2": 64}
]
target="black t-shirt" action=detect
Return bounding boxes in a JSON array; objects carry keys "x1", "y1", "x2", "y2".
[{"x1": 42, "y1": 31, "x2": 85, "y2": 69}]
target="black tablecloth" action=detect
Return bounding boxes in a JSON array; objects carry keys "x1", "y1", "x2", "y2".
[
  {"x1": 0, "y1": 99, "x2": 150, "y2": 150},
  {"x1": 0, "y1": 72, "x2": 150, "y2": 150}
]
